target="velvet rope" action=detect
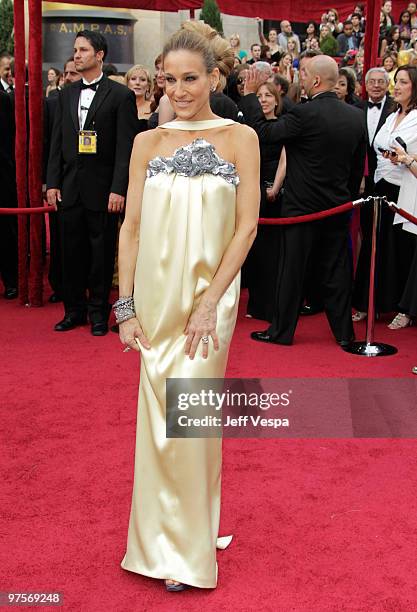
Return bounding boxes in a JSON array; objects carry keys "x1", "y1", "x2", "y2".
[
  {"x1": 1, "y1": 202, "x2": 357, "y2": 221},
  {"x1": 258, "y1": 201, "x2": 356, "y2": 225},
  {"x1": 28, "y1": 0, "x2": 44, "y2": 306},
  {"x1": 388, "y1": 204, "x2": 417, "y2": 227},
  {"x1": 13, "y1": 0, "x2": 28, "y2": 305},
  {"x1": 0, "y1": 205, "x2": 56, "y2": 215}
]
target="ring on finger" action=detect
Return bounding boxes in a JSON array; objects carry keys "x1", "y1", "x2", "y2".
[
  {"x1": 201, "y1": 336, "x2": 209, "y2": 344},
  {"x1": 123, "y1": 346, "x2": 131, "y2": 352}
]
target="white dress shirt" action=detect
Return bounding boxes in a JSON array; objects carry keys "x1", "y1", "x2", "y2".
[
  {"x1": 78, "y1": 72, "x2": 103, "y2": 129},
  {"x1": 1, "y1": 78, "x2": 12, "y2": 93},
  {"x1": 367, "y1": 95, "x2": 386, "y2": 145}
]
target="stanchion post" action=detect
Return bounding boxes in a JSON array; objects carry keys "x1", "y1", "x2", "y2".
[
  {"x1": 344, "y1": 195, "x2": 397, "y2": 356},
  {"x1": 365, "y1": 195, "x2": 379, "y2": 345}
]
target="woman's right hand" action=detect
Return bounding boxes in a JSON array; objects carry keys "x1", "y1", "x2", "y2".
[{"x1": 119, "y1": 317, "x2": 151, "y2": 351}]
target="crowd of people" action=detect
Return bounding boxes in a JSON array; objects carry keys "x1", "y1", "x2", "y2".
[
  {"x1": 225, "y1": 5, "x2": 417, "y2": 94},
  {"x1": 0, "y1": 6, "x2": 416, "y2": 351}
]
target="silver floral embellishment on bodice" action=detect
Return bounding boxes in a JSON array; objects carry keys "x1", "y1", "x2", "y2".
[{"x1": 147, "y1": 138, "x2": 240, "y2": 185}]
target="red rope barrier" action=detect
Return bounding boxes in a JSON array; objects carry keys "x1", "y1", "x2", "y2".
[
  {"x1": 258, "y1": 200, "x2": 357, "y2": 225},
  {"x1": 0, "y1": 205, "x2": 56, "y2": 215},
  {"x1": 387, "y1": 202, "x2": 417, "y2": 227}
]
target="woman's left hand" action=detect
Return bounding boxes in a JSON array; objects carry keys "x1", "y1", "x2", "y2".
[{"x1": 184, "y1": 299, "x2": 220, "y2": 360}]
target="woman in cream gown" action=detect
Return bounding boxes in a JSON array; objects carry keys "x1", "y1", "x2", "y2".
[{"x1": 116, "y1": 23, "x2": 260, "y2": 591}]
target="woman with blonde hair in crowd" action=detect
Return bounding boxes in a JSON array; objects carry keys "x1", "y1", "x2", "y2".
[
  {"x1": 125, "y1": 64, "x2": 152, "y2": 127},
  {"x1": 319, "y1": 24, "x2": 338, "y2": 56},
  {"x1": 287, "y1": 36, "x2": 300, "y2": 69},
  {"x1": 229, "y1": 33, "x2": 248, "y2": 62}
]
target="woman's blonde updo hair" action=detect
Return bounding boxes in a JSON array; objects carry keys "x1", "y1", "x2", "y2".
[
  {"x1": 125, "y1": 64, "x2": 152, "y2": 97},
  {"x1": 162, "y1": 21, "x2": 235, "y2": 92}
]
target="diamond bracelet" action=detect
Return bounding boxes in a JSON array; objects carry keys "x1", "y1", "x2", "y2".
[{"x1": 112, "y1": 296, "x2": 136, "y2": 324}]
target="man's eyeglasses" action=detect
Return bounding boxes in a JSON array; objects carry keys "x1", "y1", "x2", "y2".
[{"x1": 368, "y1": 79, "x2": 387, "y2": 85}]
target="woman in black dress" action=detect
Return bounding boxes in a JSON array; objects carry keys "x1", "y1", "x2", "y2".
[
  {"x1": 245, "y1": 82, "x2": 286, "y2": 321},
  {"x1": 125, "y1": 64, "x2": 152, "y2": 133}
]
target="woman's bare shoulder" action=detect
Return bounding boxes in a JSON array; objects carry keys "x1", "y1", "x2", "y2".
[
  {"x1": 230, "y1": 122, "x2": 258, "y2": 143},
  {"x1": 229, "y1": 123, "x2": 258, "y2": 157},
  {"x1": 132, "y1": 128, "x2": 163, "y2": 159}
]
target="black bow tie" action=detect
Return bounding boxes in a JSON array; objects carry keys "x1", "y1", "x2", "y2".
[
  {"x1": 368, "y1": 101, "x2": 382, "y2": 110},
  {"x1": 81, "y1": 81, "x2": 99, "y2": 91}
]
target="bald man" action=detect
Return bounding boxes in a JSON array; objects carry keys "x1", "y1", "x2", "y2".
[{"x1": 240, "y1": 56, "x2": 366, "y2": 348}]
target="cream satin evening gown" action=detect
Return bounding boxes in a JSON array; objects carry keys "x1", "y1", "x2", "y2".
[{"x1": 120, "y1": 119, "x2": 240, "y2": 588}]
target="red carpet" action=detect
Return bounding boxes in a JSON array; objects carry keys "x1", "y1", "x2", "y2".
[{"x1": 1, "y1": 290, "x2": 417, "y2": 611}]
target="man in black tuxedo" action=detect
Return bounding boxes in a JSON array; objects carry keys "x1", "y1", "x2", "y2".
[
  {"x1": 240, "y1": 56, "x2": 366, "y2": 346},
  {"x1": 0, "y1": 89, "x2": 18, "y2": 299},
  {"x1": 363, "y1": 68, "x2": 395, "y2": 195},
  {"x1": 46, "y1": 30, "x2": 138, "y2": 336},
  {"x1": 352, "y1": 67, "x2": 396, "y2": 317},
  {"x1": 0, "y1": 53, "x2": 13, "y2": 93}
]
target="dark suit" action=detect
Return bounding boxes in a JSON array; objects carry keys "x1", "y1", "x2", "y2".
[
  {"x1": 239, "y1": 91, "x2": 367, "y2": 344},
  {"x1": 352, "y1": 95, "x2": 397, "y2": 313},
  {"x1": 209, "y1": 92, "x2": 238, "y2": 120},
  {"x1": 0, "y1": 89, "x2": 18, "y2": 291},
  {"x1": 0, "y1": 81, "x2": 12, "y2": 93},
  {"x1": 46, "y1": 76, "x2": 138, "y2": 322},
  {"x1": 281, "y1": 96, "x2": 295, "y2": 114}
]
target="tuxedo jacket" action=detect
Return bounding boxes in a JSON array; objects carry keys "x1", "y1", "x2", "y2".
[
  {"x1": 364, "y1": 95, "x2": 396, "y2": 187},
  {"x1": 239, "y1": 91, "x2": 367, "y2": 217},
  {"x1": 46, "y1": 76, "x2": 138, "y2": 211},
  {"x1": 209, "y1": 92, "x2": 238, "y2": 120}
]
